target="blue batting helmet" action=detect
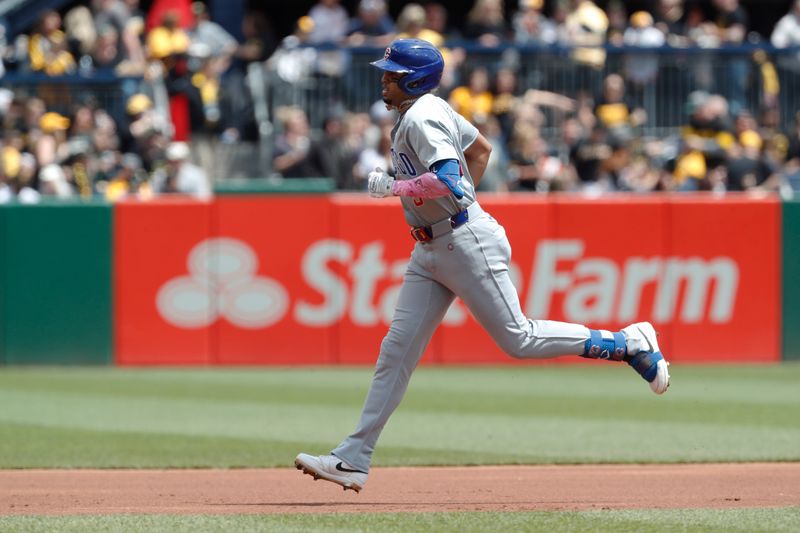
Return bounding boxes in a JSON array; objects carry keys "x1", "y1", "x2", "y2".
[{"x1": 370, "y1": 39, "x2": 444, "y2": 96}]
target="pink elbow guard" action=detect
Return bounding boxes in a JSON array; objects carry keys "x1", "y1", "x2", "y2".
[{"x1": 391, "y1": 172, "x2": 451, "y2": 198}]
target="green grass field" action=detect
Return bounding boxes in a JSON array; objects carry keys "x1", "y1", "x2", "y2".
[{"x1": 0, "y1": 364, "x2": 798, "y2": 532}]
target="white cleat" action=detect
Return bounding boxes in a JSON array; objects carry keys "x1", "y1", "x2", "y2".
[
  {"x1": 294, "y1": 453, "x2": 367, "y2": 492},
  {"x1": 621, "y1": 322, "x2": 671, "y2": 395}
]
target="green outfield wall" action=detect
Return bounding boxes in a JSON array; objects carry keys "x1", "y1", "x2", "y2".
[
  {"x1": 784, "y1": 198, "x2": 800, "y2": 360},
  {"x1": 0, "y1": 202, "x2": 113, "y2": 364}
]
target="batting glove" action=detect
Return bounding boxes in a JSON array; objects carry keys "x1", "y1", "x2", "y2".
[{"x1": 368, "y1": 167, "x2": 394, "y2": 198}]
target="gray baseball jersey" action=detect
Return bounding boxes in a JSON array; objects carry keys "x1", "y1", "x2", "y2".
[
  {"x1": 390, "y1": 93, "x2": 477, "y2": 227},
  {"x1": 332, "y1": 94, "x2": 591, "y2": 472}
]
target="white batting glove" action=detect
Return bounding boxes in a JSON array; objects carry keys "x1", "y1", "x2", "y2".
[{"x1": 368, "y1": 167, "x2": 394, "y2": 198}]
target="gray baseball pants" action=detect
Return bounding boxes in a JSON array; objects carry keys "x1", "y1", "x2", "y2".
[{"x1": 332, "y1": 206, "x2": 589, "y2": 472}]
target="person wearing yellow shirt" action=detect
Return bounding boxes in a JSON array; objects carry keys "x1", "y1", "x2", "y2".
[
  {"x1": 28, "y1": 10, "x2": 76, "y2": 76},
  {"x1": 448, "y1": 67, "x2": 494, "y2": 124}
]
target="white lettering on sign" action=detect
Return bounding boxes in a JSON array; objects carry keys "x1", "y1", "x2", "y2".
[
  {"x1": 158, "y1": 237, "x2": 740, "y2": 330},
  {"x1": 525, "y1": 240, "x2": 739, "y2": 324}
]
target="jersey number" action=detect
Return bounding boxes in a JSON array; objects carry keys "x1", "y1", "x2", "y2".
[{"x1": 391, "y1": 149, "x2": 417, "y2": 176}]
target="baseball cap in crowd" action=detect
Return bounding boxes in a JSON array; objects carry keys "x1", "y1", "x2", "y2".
[
  {"x1": 739, "y1": 130, "x2": 763, "y2": 150},
  {"x1": 519, "y1": 0, "x2": 544, "y2": 9},
  {"x1": 685, "y1": 90, "x2": 710, "y2": 114},
  {"x1": 296, "y1": 16, "x2": 315, "y2": 35},
  {"x1": 127, "y1": 93, "x2": 153, "y2": 115},
  {"x1": 40, "y1": 112, "x2": 70, "y2": 133},
  {"x1": 166, "y1": 141, "x2": 190, "y2": 161},
  {"x1": 630, "y1": 11, "x2": 654, "y2": 29},
  {"x1": 2, "y1": 146, "x2": 20, "y2": 178}
]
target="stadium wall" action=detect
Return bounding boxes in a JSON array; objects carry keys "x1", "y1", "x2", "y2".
[
  {"x1": 783, "y1": 197, "x2": 800, "y2": 360},
  {"x1": 112, "y1": 193, "x2": 781, "y2": 366},
  {"x1": 0, "y1": 202, "x2": 113, "y2": 364},
  {"x1": 0, "y1": 194, "x2": 790, "y2": 365}
]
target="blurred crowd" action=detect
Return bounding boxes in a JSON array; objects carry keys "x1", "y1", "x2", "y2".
[{"x1": 2, "y1": 0, "x2": 800, "y2": 203}]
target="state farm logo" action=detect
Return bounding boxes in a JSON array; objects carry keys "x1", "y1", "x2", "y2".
[
  {"x1": 156, "y1": 238, "x2": 741, "y2": 330},
  {"x1": 156, "y1": 238, "x2": 288, "y2": 329}
]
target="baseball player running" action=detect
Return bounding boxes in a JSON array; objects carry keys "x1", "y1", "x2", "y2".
[{"x1": 296, "y1": 39, "x2": 669, "y2": 493}]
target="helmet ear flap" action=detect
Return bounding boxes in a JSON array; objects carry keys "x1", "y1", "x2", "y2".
[{"x1": 399, "y1": 70, "x2": 442, "y2": 96}]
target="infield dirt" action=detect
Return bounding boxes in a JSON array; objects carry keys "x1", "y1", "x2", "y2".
[{"x1": 1, "y1": 463, "x2": 798, "y2": 515}]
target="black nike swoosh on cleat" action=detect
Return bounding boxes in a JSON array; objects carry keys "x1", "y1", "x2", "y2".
[
  {"x1": 336, "y1": 462, "x2": 367, "y2": 474},
  {"x1": 637, "y1": 326, "x2": 654, "y2": 352}
]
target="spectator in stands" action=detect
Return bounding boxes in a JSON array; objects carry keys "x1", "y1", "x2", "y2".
[
  {"x1": 306, "y1": 111, "x2": 357, "y2": 189},
  {"x1": 345, "y1": 0, "x2": 395, "y2": 48},
  {"x1": 28, "y1": 10, "x2": 76, "y2": 75},
  {"x1": 307, "y1": 0, "x2": 349, "y2": 45},
  {"x1": 188, "y1": 2, "x2": 237, "y2": 74},
  {"x1": 513, "y1": 0, "x2": 558, "y2": 46},
  {"x1": 91, "y1": 0, "x2": 146, "y2": 75},
  {"x1": 393, "y1": 3, "x2": 464, "y2": 95},
  {"x1": 146, "y1": 9, "x2": 192, "y2": 140},
  {"x1": 272, "y1": 106, "x2": 318, "y2": 178},
  {"x1": 464, "y1": 0, "x2": 509, "y2": 47},
  {"x1": 551, "y1": 0, "x2": 572, "y2": 44},
  {"x1": 237, "y1": 11, "x2": 276, "y2": 66},
  {"x1": 772, "y1": 0, "x2": 800, "y2": 50},
  {"x1": 146, "y1": 9, "x2": 190, "y2": 67},
  {"x1": 491, "y1": 67, "x2": 519, "y2": 143},
  {"x1": 751, "y1": 49, "x2": 780, "y2": 113},
  {"x1": 563, "y1": 0, "x2": 608, "y2": 91},
  {"x1": 618, "y1": 155, "x2": 663, "y2": 192},
  {"x1": 623, "y1": 11, "x2": 666, "y2": 89},
  {"x1": 681, "y1": 3, "x2": 718, "y2": 93},
  {"x1": 354, "y1": 120, "x2": 393, "y2": 190},
  {"x1": 710, "y1": 0, "x2": 750, "y2": 113},
  {"x1": 472, "y1": 112, "x2": 511, "y2": 192},
  {"x1": 594, "y1": 73, "x2": 646, "y2": 142},
  {"x1": 68, "y1": 104, "x2": 96, "y2": 147},
  {"x1": 38, "y1": 163, "x2": 74, "y2": 198},
  {"x1": 508, "y1": 121, "x2": 551, "y2": 192},
  {"x1": 724, "y1": 129, "x2": 772, "y2": 191},
  {"x1": 569, "y1": 124, "x2": 615, "y2": 191},
  {"x1": 36, "y1": 111, "x2": 71, "y2": 168},
  {"x1": 449, "y1": 67, "x2": 493, "y2": 124},
  {"x1": 784, "y1": 112, "x2": 800, "y2": 192},
  {"x1": 395, "y1": 3, "x2": 443, "y2": 47},
  {"x1": 672, "y1": 92, "x2": 734, "y2": 190},
  {"x1": 771, "y1": 0, "x2": 800, "y2": 116},
  {"x1": 424, "y1": 2, "x2": 458, "y2": 40},
  {"x1": 90, "y1": 24, "x2": 123, "y2": 72},
  {"x1": 153, "y1": 141, "x2": 211, "y2": 198},
  {"x1": 64, "y1": 6, "x2": 96, "y2": 69},
  {"x1": 102, "y1": 152, "x2": 152, "y2": 201},
  {"x1": 14, "y1": 96, "x2": 41, "y2": 140},
  {"x1": 0, "y1": 150, "x2": 39, "y2": 204},
  {"x1": 306, "y1": 0, "x2": 349, "y2": 78},
  {"x1": 605, "y1": 0, "x2": 628, "y2": 47},
  {"x1": 121, "y1": 92, "x2": 169, "y2": 168},
  {"x1": 654, "y1": 0, "x2": 690, "y2": 46},
  {"x1": 267, "y1": 16, "x2": 318, "y2": 86}
]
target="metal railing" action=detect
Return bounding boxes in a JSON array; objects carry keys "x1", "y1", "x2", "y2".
[
  {"x1": 258, "y1": 44, "x2": 800, "y2": 133},
  {"x1": 3, "y1": 44, "x2": 798, "y2": 182}
]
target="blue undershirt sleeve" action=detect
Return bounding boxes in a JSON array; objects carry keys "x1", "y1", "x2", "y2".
[{"x1": 430, "y1": 159, "x2": 465, "y2": 200}]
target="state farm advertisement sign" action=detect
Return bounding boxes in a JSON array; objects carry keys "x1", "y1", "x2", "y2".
[{"x1": 114, "y1": 195, "x2": 780, "y2": 365}]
